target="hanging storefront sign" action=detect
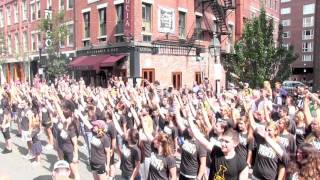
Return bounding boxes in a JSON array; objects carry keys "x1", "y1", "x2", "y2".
[
  {"x1": 124, "y1": 0, "x2": 134, "y2": 38},
  {"x1": 158, "y1": 7, "x2": 175, "y2": 34}
]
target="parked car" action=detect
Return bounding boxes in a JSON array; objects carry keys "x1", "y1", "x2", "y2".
[{"x1": 282, "y1": 81, "x2": 306, "y2": 94}]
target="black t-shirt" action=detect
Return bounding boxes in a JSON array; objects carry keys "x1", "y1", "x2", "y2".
[
  {"x1": 106, "y1": 121, "x2": 117, "y2": 144},
  {"x1": 252, "y1": 133, "x2": 289, "y2": 180},
  {"x1": 90, "y1": 135, "x2": 110, "y2": 165},
  {"x1": 57, "y1": 121, "x2": 78, "y2": 153},
  {"x1": 147, "y1": 153, "x2": 176, "y2": 180},
  {"x1": 278, "y1": 133, "x2": 296, "y2": 159},
  {"x1": 236, "y1": 132, "x2": 254, "y2": 162},
  {"x1": 208, "y1": 146, "x2": 247, "y2": 180},
  {"x1": 295, "y1": 126, "x2": 306, "y2": 147},
  {"x1": 141, "y1": 140, "x2": 152, "y2": 160},
  {"x1": 120, "y1": 144, "x2": 141, "y2": 178},
  {"x1": 180, "y1": 130, "x2": 207, "y2": 177},
  {"x1": 41, "y1": 108, "x2": 51, "y2": 124}
]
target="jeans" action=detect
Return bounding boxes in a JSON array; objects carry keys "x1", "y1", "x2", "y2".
[{"x1": 139, "y1": 157, "x2": 151, "y2": 180}]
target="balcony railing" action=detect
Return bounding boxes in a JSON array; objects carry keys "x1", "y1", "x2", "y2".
[{"x1": 116, "y1": 22, "x2": 124, "y2": 34}]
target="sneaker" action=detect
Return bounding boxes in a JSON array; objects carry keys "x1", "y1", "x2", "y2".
[
  {"x1": 44, "y1": 144, "x2": 53, "y2": 151},
  {"x1": 23, "y1": 154, "x2": 35, "y2": 160},
  {"x1": 2, "y1": 148, "x2": 13, "y2": 154}
]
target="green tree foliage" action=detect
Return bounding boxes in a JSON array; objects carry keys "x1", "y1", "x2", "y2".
[
  {"x1": 224, "y1": 8, "x2": 298, "y2": 88},
  {"x1": 39, "y1": 12, "x2": 69, "y2": 79}
]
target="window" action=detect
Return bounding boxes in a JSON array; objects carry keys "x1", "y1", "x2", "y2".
[
  {"x1": 31, "y1": 4, "x2": 36, "y2": 20},
  {"x1": 281, "y1": 19, "x2": 290, "y2": 26},
  {"x1": 47, "y1": 0, "x2": 52, "y2": 10},
  {"x1": 83, "y1": 12, "x2": 90, "y2": 38},
  {"x1": 37, "y1": 1, "x2": 41, "y2": 19},
  {"x1": 99, "y1": 8, "x2": 106, "y2": 36},
  {"x1": 67, "y1": 24, "x2": 74, "y2": 47},
  {"x1": 282, "y1": 31, "x2": 290, "y2": 38},
  {"x1": 280, "y1": 0, "x2": 290, "y2": 2},
  {"x1": 59, "y1": 34, "x2": 65, "y2": 48},
  {"x1": 60, "y1": 0, "x2": 65, "y2": 11},
  {"x1": 23, "y1": 31, "x2": 28, "y2": 51},
  {"x1": 280, "y1": 8, "x2": 291, "y2": 14},
  {"x1": 303, "y1": 16, "x2": 314, "y2": 27},
  {"x1": 22, "y1": 0, "x2": 28, "y2": 21},
  {"x1": 179, "y1": 11, "x2": 186, "y2": 38},
  {"x1": 6, "y1": 6, "x2": 11, "y2": 25},
  {"x1": 14, "y1": 3, "x2": 18, "y2": 23},
  {"x1": 14, "y1": 33, "x2": 19, "y2": 53},
  {"x1": 115, "y1": 35, "x2": 124, "y2": 42},
  {"x1": 172, "y1": 72, "x2": 182, "y2": 90},
  {"x1": 142, "y1": 68, "x2": 155, "y2": 84},
  {"x1": 195, "y1": 72, "x2": 202, "y2": 85},
  {"x1": 38, "y1": 33, "x2": 41, "y2": 48},
  {"x1": 302, "y1": 42, "x2": 313, "y2": 52},
  {"x1": 282, "y1": 43, "x2": 289, "y2": 50},
  {"x1": 31, "y1": 34, "x2": 36, "y2": 51},
  {"x1": 142, "y1": 3, "x2": 151, "y2": 32},
  {"x1": 303, "y1": 55, "x2": 312, "y2": 62},
  {"x1": 142, "y1": 35, "x2": 151, "y2": 42},
  {"x1": 83, "y1": 40, "x2": 90, "y2": 47},
  {"x1": 302, "y1": 29, "x2": 314, "y2": 40},
  {"x1": 195, "y1": 16, "x2": 204, "y2": 40},
  {"x1": 7, "y1": 35, "x2": 12, "y2": 54},
  {"x1": 68, "y1": 0, "x2": 74, "y2": 9},
  {"x1": 303, "y1": 4, "x2": 315, "y2": 15},
  {"x1": 0, "y1": 9, "x2": 3, "y2": 28},
  {"x1": 116, "y1": 5, "x2": 124, "y2": 34}
]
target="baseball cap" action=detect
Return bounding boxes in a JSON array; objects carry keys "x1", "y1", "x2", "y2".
[{"x1": 53, "y1": 160, "x2": 70, "y2": 171}]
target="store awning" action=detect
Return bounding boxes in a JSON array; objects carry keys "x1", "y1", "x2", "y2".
[{"x1": 100, "y1": 54, "x2": 126, "y2": 67}]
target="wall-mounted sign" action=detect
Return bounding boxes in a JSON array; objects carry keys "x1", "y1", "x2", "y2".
[
  {"x1": 124, "y1": 0, "x2": 134, "y2": 38},
  {"x1": 158, "y1": 7, "x2": 175, "y2": 34}
]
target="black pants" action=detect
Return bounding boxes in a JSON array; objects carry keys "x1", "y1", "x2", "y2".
[
  {"x1": 1, "y1": 128, "x2": 10, "y2": 140},
  {"x1": 179, "y1": 174, "x2": 197, "y2": 180}
]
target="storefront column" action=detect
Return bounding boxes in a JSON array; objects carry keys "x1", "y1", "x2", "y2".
[{"x1": 130, "y1": 46, "x2": 140, "y2": 86}]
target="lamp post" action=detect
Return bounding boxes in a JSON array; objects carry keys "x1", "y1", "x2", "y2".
[
  {"x1": 38, "y1": 44, "x2": 42, "y2": 79},
  {"x1": 209, "y1": 33, "x2": 221, "y2": 96}
]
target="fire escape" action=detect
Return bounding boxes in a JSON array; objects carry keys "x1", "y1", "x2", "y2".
[{"x1": 151, "y1": 0, "x2": 235, "y2": 56}]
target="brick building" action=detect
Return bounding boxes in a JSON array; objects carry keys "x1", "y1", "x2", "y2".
[
  {"x1": 70, "y1": 0, "x2": 236, "y2": 89},
  {"x1": 313, "y1": 1, "x2": 320, "y2": 90},
  {"x1": 0, "y1": 0, "x2": 75, "y2": 84},
  {"x1": 280, "y1": 0, "x2": 315, "y2": 85}
]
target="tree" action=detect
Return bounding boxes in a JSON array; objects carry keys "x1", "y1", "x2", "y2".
[
  {"x1": 223, "y1": 8, "x2": 298, "y2": 88},
  {"x1": 39, "y1": 11, "x2": 69, "y2": 79}
]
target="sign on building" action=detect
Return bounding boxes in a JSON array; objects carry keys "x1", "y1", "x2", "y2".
[
  {"x1": 124, "y1": 0, "x2": 134, "y2": 38},
  {"x1": 158, "y1": 7, "x2": 175, "y2": 34}
]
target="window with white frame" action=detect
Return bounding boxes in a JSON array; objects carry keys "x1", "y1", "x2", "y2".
[
  {"x1": 0, "y1": 9, "x2": 3, "y2": 28},
  {"x1": 23, "y1": 31, "x2": 28, "y2": 51},
  {"x1": 7, "y1": 35, "x2": 12, "y2": 54},
  {"x1": 31, "y1": 34, "x2": 36, "y2": 51},
  {"x1": 302, "y1": 29, "x2": 314, "y2": 40},
  {"x1": 303, "y1": 16, "x2": 314, "y2": 27},
  {"x1": 47, "y1": 0, "x2": 52, "y2": 9},
  {"x1": 67, "y1": 24, "x2": 74, "y2": 46},
  {"x1": 282, "y1": 43, "x2": 289, "y2": 50},
  {"x1": 59, "y1": 33, "x2": 65, "y2": 48},
  {"x1": 282, "y1": 31, "x2": 290, "y2": 38},
  {"x1": 303, "y1": 55, "x2": 312, "y2": 62},
  {"x1": 68, "y1": 0, "x2": 74, "y2": 9},
  {"x1": 38, "y1": 33, "x2": 41, "y2": 48},
  {"x1": 60, "y1": 0, "x2": 65, "y2": 11},
  {"x1": 142, "y1": 3, "x2": 152, "y2": 32},
  {"x1": 280, "y1": 7, "x2": 291, "y2": 14},
  {"x1": 302, "y1": 42, "x2": 313, "y2": 52},
  {"x1": 6, "y1": 6, "x2": 11, "y2": 25},
  {"x1": 83, "y1": 12, "x2": 90, "y2": 38},
  {"x1": 14, "y1": 33, "x2": 19, "y2": 53},
  {"x1": 22, "y1": 0, "x2": 28, "y2": 21},
  {"x1": 14, "y1": 3, "x2": 18, "y2": 23},
  {"x1": 281, "y1": 19, "x2": 290, "y2": 26},
  {"x1": 303, "y1": 4, "x2": 315, "y2": 15},
  {"x1": 280, "y1": 0, "x2": 290, "y2": 3},
  {"x1": 99, "y1": 8, "x2": 106, "y2": 36},
  {"x1": 37, "y1": 1, "x2": 41, "y2": 19},
  {"x1": 31, "y1": 3, "x2": 36, "y2": 21}
]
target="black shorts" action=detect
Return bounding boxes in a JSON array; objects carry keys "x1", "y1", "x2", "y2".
[
  {"x1": 90, "y1": 162, "x2": 106, "y2": 175},
  {"x1": 63, "y1": 151, "x2": 74, "y2": 163},
  {"x1": 1, "y1": 128, "x2": 10, "y2": 140},
  {"x1": 42, "y1": 122, "x2": 52, "y2": 129}
]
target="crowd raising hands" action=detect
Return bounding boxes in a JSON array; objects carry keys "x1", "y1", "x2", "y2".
[{"x1": 0, "y1": 75, "x2": 320, "y2": 180}]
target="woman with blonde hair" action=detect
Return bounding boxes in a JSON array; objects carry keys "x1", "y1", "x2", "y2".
[{"x1": 148, "y1": 132, "x2": 177, "y2": 180}]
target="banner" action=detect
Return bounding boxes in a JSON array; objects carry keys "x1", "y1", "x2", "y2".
[
  {"x1": 124, "y1": 0, "x2": 134, "y2": 38},
  {"x1": 158, "y1": 7, "x2": 175, "y2": 34}
]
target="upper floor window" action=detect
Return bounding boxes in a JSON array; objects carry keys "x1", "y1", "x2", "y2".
[
  {"x1": 47, "y1": 0, "x2": 52, "y2": 10},
  {"x1": 67, "y1": 24, "x2": 74, "y2": 46},
  {"x1": 31, "y1": 34, "x2": 36, "y2": 51},
  {"x1": 60, "y1": 0, "x2": 65, "y2": 11},
  {"x1": 14, "y1": 33, "x2": 19, "y2": 53},
  {"x1": 302, "y1": 42, "x2": 313, "y2": 52},
  {"x1": 14, "y1": 3, "x2": 18, "y2": 23},
  {"x1": 23, "y1": 31, "x2": 28, "y2": 51},
  {"x1": 68, "y1": 0, "x2": 74, "y2": 9},
  {"x1": 7, "y1": 35, "x2": 12, "y2": 54},
  {"x1": 83, "y1": 12, "x2": 90, "y2": 38},
  {"x1": 37, "y1": 1, "x2": 41, "y2": 19},
  {"x1": 280, "y1": 7, "x2": 291, "y2": 14},
  {"x1": 282, "y1": 31, "x2": 290, "y2": 38},
  {"x1": 195, "y1": 16, "x2": 203, "y2": 40},
  {"x1": 0, "y1": 9, "x2": 3, "y2": 28},
  {"x1": 303, "y1": 16, "x2": 314, "y2": 27},
  {"x1": 179, "y1": 11, "x2": 186, "y2": 39},
  {"x1": 116, "y1": 5, "x2": 124, "y2": 34},
  {"x1": 303, "y1": 55, "x2": 312, "y2": 62},
  {"x1": 302, "y1": 29, "x2": 314, "y2": 40},
  {"x1": 303, "y1": 4, "x2": 315, "y2": 15},
  {"x1": 31, "y1": 4, "x2": 36, "y2": 21},
  {"x1": 142, "y1": 3, "x2": 151, "y2": 32},
  {"x1": 280, "y1": 0, "x2": 290, "y2": 3},
  {"x1": 99, "y1": 8, "x2": 106, "y2": 36},
  {"x1": 22, "y1": 0, "x2": 28, "y2": 21},
  {"x1": 6, "y1": 6, "x2": 11, "y2": 25},
  {"x1": 281, "y1": 19, "x2": 290, "y2": 26}
]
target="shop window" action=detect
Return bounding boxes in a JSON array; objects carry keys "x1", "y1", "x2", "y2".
[
  {"x1": 172, "y1": 72, "x2": 182, "y2": 89},
  {"x1": 142, "y1": 68, "x2": 155, "y2": 84},
  {"x1": 195, "y1": 72, "x2": 202, "y2": 85}
]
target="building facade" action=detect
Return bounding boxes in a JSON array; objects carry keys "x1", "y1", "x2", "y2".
[
  {"x1": 280, "y1": 0, "x2": 315, "y2": 85},
  {"x1": 70, "y1": 0, "x2": 236, "y2": 89},
  {"x1": 313, "y1": 1, "x2": 320, "y2": 91},
  {"x1": 0, "y1": 0, "x2": 75, "y2": 84}
]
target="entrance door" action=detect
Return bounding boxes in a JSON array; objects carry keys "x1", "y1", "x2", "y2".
[
  {"x1": 142, "y1": 68, "x2": 155, "y2": 84},
  {"x1": 172, "y1": 72, "x2": 182, "y2": 89}
]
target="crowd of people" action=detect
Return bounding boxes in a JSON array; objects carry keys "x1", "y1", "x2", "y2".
[{"x1": 0, "y1": 75, "x2": 320, "y2": 180}]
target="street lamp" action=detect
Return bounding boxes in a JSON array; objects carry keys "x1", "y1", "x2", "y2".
[{"x1": 208, "y1": 33, "x2": 221, "y2": 96}]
